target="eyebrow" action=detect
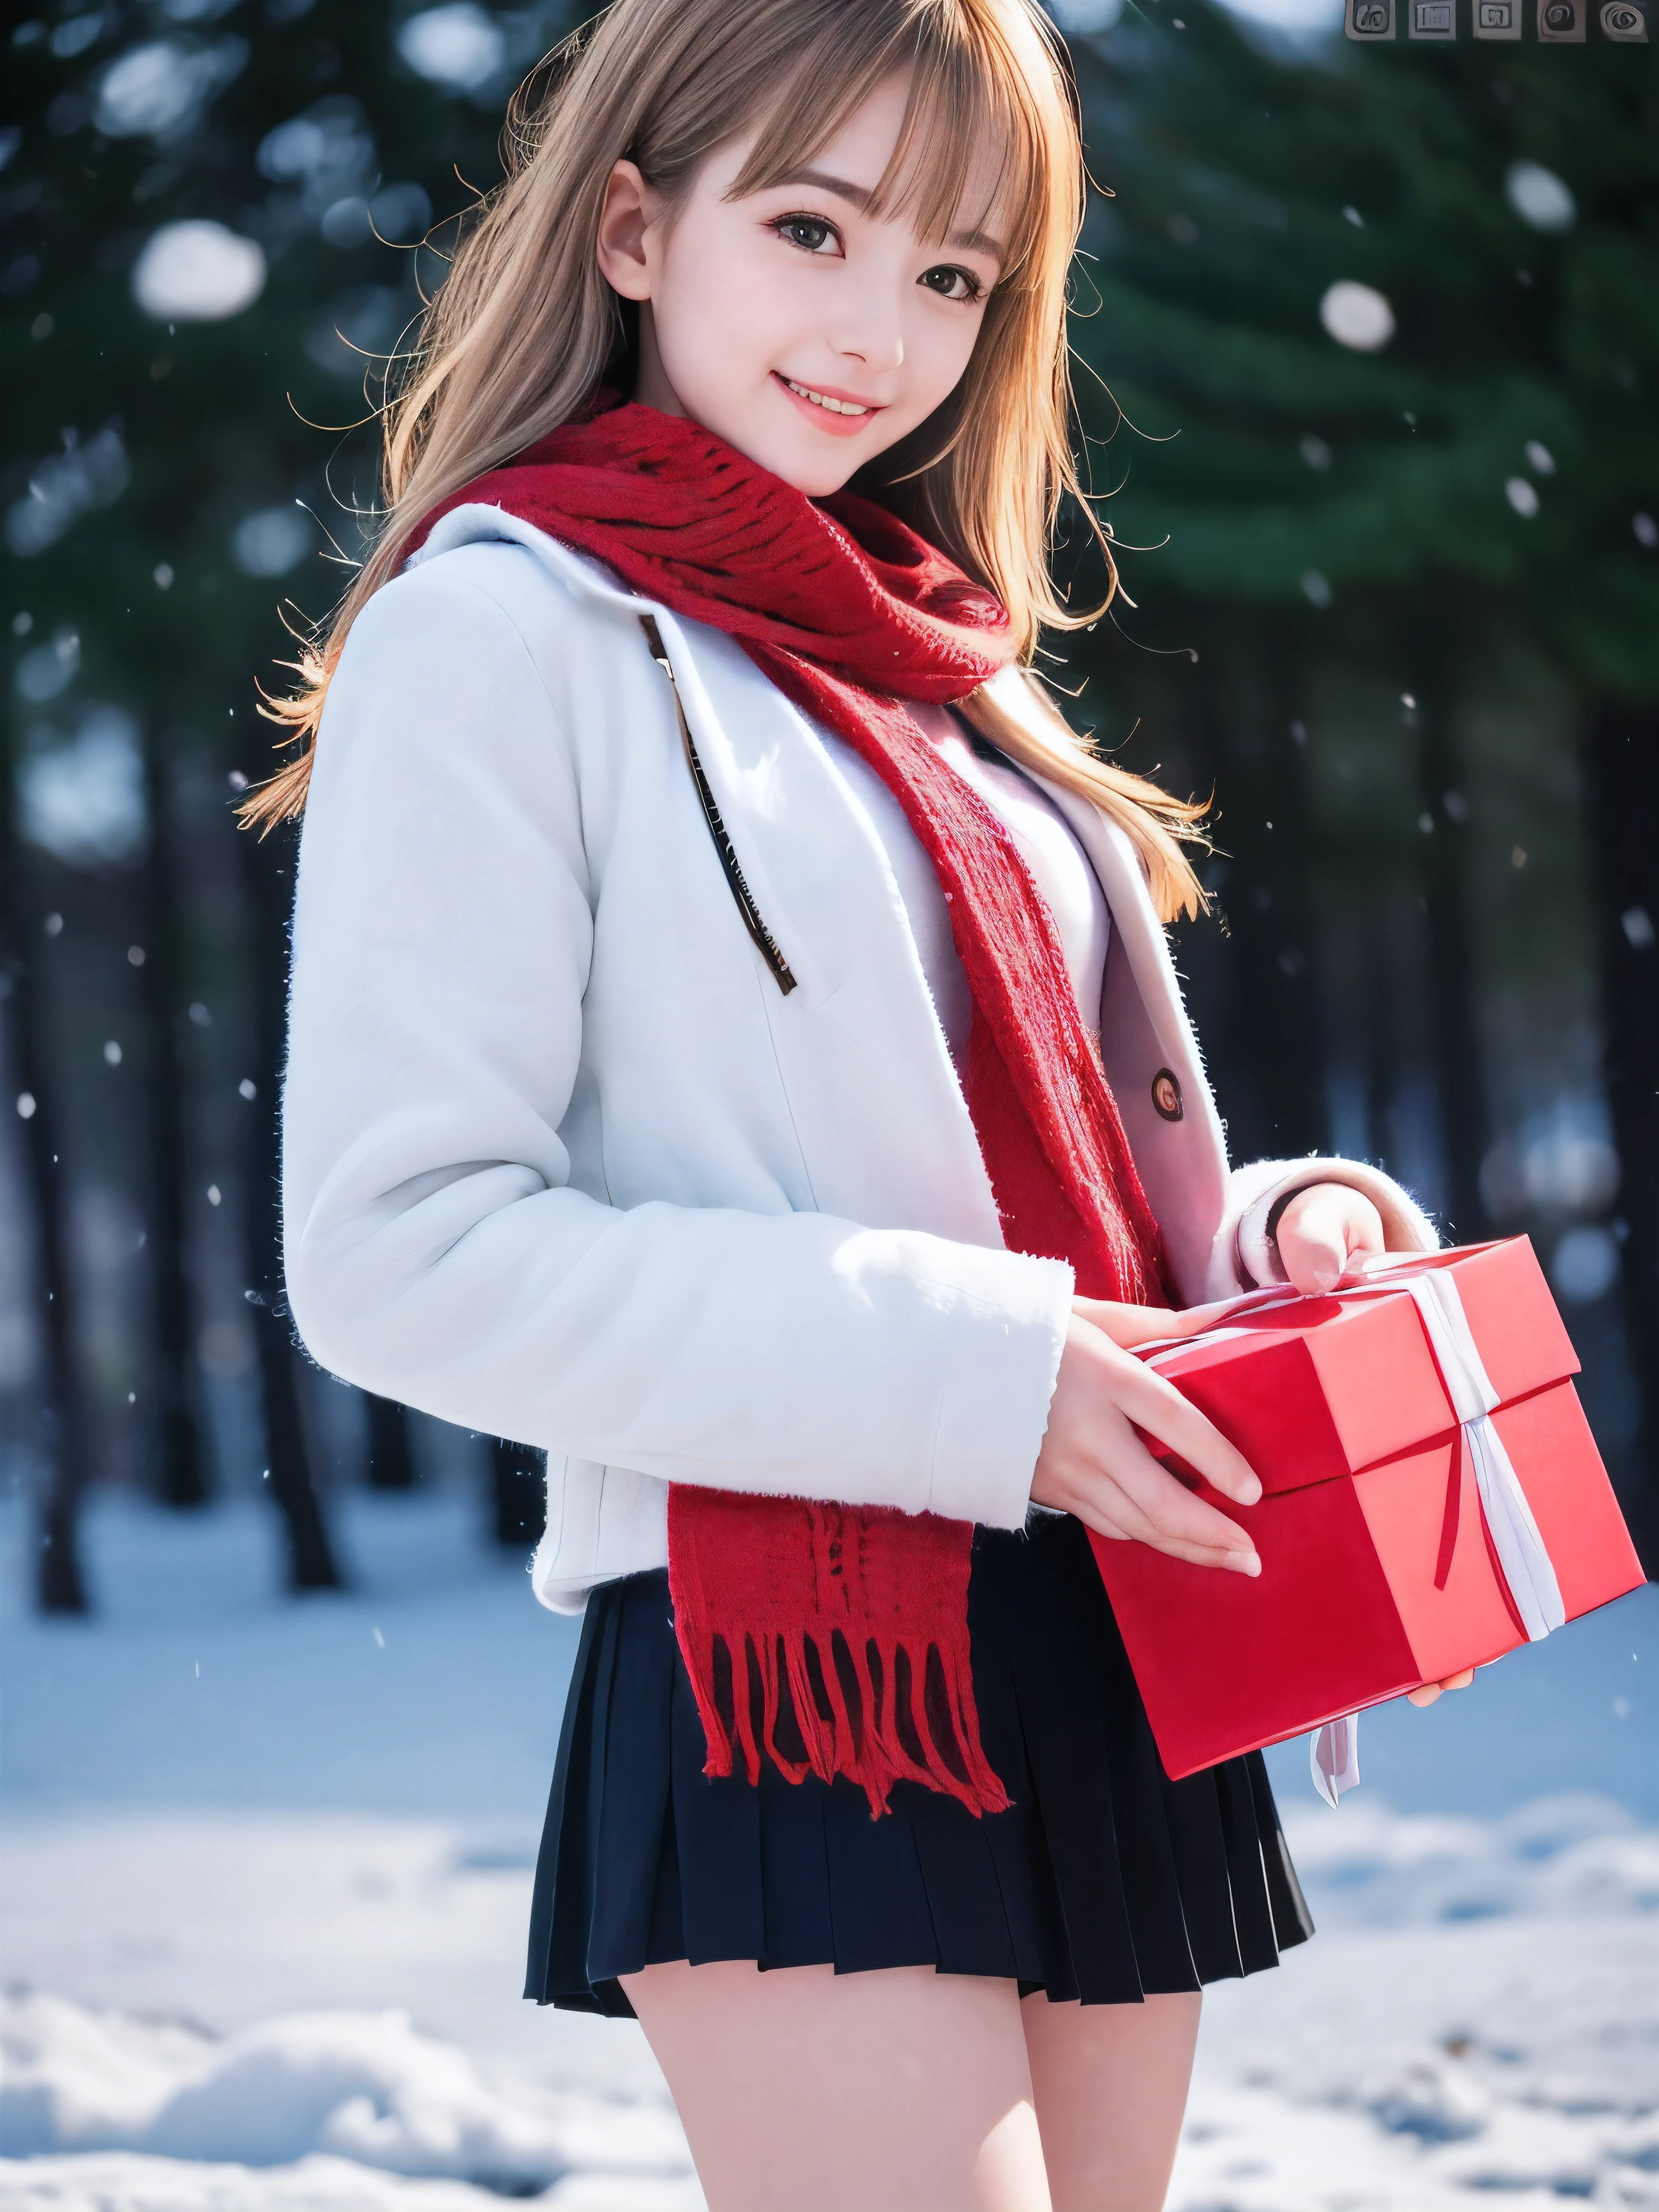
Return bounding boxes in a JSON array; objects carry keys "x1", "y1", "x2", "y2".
[{"x1": 773, "y1": 168, "x2": 1005, "y2": 263}]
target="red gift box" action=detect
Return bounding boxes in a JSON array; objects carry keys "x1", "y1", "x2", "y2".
[{"x1": 1088, "y1": 1239, "x2": 1645, "y2": 1782}]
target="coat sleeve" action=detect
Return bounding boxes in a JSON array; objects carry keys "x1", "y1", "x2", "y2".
[{"x1": 281, "y1": 560, "x2": 1070, "y2": 1533}]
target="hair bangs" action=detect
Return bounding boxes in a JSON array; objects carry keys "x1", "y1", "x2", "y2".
[{"x1": 729, "y1": 4, "x2": 1050, "y2": 286}]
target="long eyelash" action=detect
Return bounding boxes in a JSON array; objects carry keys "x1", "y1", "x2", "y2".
[
  {"x1": 767, "y1": 217, "x2": 980, "y2": 298},
  {"x1": 770, "y1": 212, "x2": 840, "y2": 247}
]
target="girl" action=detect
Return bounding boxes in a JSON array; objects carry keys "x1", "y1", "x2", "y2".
[{"x1": 268, "y1": 2, "x2": 1463, "y2": 2203}]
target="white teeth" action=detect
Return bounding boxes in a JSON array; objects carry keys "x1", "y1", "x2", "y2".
[{"x1": 784, "y1": 378, "x2": 870, "y2": 417}]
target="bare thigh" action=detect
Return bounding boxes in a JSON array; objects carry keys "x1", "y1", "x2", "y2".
[
  {"x1": 1021, "y1": 1988, "x2": 1201, "y2": 2212},
  {"x1": 622, "y1": 1960, "x2": 1052, "y2": 2212}
]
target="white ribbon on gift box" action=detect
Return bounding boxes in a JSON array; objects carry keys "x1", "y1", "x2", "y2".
[
  {"x1": 1310, "y1": 1711, "x2": 1360, "y2": 1807},
  {"x1": 1307, "y1": 1263, "x2": 1566, "y2": 1808}
]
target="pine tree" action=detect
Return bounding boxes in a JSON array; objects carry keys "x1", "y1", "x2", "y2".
[
  {"x1": 5, "y1": 0, "x2": 569, "y2": 1587},
  {"x1": 1060, "y1": 1, "x2": 1658, "y2": 1553}
]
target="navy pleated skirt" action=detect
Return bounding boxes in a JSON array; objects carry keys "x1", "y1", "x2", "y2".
[{"x1": 526, "y1": 1510, "x2": 1313, "y2": 2016}]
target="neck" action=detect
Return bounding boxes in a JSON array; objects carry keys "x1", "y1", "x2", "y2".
[{"x1": 631, "y1": 307, "x2": 685, "y2": 419}]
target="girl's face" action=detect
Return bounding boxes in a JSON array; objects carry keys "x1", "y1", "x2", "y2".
[{"x1": 596, "y1": 73, "x2": 1007, "y2": 496}]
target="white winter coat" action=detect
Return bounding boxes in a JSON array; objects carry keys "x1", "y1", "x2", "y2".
[{"x1": 281, "y1": 510, "x2": 1435, "y2": 1612}]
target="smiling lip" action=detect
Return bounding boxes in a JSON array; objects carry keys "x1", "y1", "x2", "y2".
[{"x1": 773, "y1": 372, "x2": 886, "y2": 437}]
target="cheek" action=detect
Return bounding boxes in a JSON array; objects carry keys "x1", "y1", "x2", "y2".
[
  {"x1": 652, "y1": 226, "x2": 790, "y2": 393},
  {"x1": 902, "y1": 302, "x2": 986, "y2": 416}
]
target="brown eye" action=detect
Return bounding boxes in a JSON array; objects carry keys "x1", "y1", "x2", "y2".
[{"x1": 920, "y1": 263, "x2": 981, "y2": 303}]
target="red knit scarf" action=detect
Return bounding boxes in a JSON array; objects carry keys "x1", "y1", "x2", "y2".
[{"x1": 421, "y1": 400, "x2": 1166, "y2": 1816}]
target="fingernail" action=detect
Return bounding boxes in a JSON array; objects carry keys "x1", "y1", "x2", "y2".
[
  {"x1": 1231, "y1": 1552, "x2": 1262, "y2": 1577},
  {"x1": 1239, "y1": 1476, "x2": 1262, "y2": 1506}
]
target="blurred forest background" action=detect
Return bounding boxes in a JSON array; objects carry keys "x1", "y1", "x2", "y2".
[{"x1": 2, "y1": 0, "x2": 1655, "y2": 1613}]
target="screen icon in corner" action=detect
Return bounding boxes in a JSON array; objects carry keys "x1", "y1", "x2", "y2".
[
  {"x1": 1473, "y1": 0, "x2": 1521, "y2": 34},
  {"x1": 1409, "y1": 0, "x2": 1457, "y2": 33},
  {"x1": 1538, "y1": 0, "x2": 1587, "y2": 35},
  {"x1": 1347, "y1": 0, "x2": 1396, "y2": 34},
  {"x1": 1599, "y1": 0, "x2": 1648, "y2": 34}
]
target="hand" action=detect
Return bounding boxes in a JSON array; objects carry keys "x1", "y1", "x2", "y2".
[
  {"x1": 1031, "y1": 1307, "x2": 1263, "y2": 1574},
  {"x1": 1407, "y1": 1668, "x2": 1475, "y2": 1707},
  {"x1": 1274, "y1": 1182, "x2": 1386, "y2": 1294},
  {"x1": 1069, "y1": 1292, "x2": 1255, "y2": 1351}
]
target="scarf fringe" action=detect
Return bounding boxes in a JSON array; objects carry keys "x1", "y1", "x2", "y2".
[{"x1": 674, "y1": 1605, "x2": 1012, "y2": 1821}]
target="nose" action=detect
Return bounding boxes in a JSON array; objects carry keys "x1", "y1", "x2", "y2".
[{"x1": 835, "y1": 300, "x2": 905, "y2": 378}]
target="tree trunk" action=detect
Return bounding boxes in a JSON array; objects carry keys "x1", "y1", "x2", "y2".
[
  {"x1": 238, "y1": 818, "x2": 341, "y2": 1592},
  {"x1": 1363, "y1": 905, "x2": 1402, "y2": 1174},
  {"x1": 1414, "y1": 646, "x2": 1489, "y2": 1244},
  {"x1": 138, "y1": 721, "x2": 207, "y2": 1508},
  {"x1": 365, "y1": 1393, "x2": 417, "y2": 1489},
  {"x1": 1, "y1": 719, "x2": 91, "y2": 1611},
  {"x1": 492, "y1": 1437, "x2": 546, "y2": 1549},
  {"x1": 1191, "y1": 617, "x2": 1329, "y2": 1160},
  {"x1": 1582, "y1": 698, "x2": 1658, "y2": 1574}
]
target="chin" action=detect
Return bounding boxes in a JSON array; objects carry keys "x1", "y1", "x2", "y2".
[
  {"x1": 686, "y1": 396, "x2": 867, "y2": 500},
  {"x1": 776, "y1": 455, "x2": 861, "y2": 498},
  {"x1": 726, "y1": 431, "x2": 856, "y2": 499}
]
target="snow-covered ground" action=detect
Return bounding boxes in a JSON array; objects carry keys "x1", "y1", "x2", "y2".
[{"x1": 1, "y1": 1478, "x2": 1654, "y2": 2210}]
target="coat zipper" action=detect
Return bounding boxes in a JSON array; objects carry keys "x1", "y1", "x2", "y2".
[{"x1": 638, "y1": 614, "x2": 798, "y2": 997}]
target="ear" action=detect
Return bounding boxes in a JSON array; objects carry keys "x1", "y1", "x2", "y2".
[{"x1": 596, "y1": 159, "x2": 658, "y2": 302}]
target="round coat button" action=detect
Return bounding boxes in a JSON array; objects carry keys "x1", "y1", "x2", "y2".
[{"x1": 1151, "y1": 1068, "x2": 1184, "y2": 1122}]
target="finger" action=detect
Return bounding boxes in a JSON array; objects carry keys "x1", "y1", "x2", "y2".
[
  {"x1": 1112, "y1": 1363, "x2": 1262, "y2": 1506},
  {"x1": 1080, "y1": 1422, "x2": 1262, "y2": 1568},
  {"x1": 1070, "y1": 1297, "x2": 1193, "y2": 1350},
  {"x1": 1083, "y1": 1515, "x2": 1261, "y2": 1574},
  {"x1": 1072, "y1": 1485, "x2": 1239, "y2": 1560},
  {"x1": 1072, "y1": 1293, "x2": 1254, "y2": 1346},
  {"x1": 1144, "y1": 1534, "x2": 1262, "y2": 1572},
  {"x1": 1439, "y1": 1668, "x2": 1474, "y2": 1692},
  {"x1": 1280, "y1": 1214, "x2": 1349, "y2": 1296},
  {"x1": 1406, "y1": 1682, "x2": 1443, "y2": 1707},
  {"x1": 1277, "y1": 1184, "x2": 1385, "y2": 1295},
  {"x1": 1344, "y1": 1198, "x2": 1385, "y2": 1261},
  {"x1": 1065, "y1": 1318, "x2": 1262, "y2": 1504}
]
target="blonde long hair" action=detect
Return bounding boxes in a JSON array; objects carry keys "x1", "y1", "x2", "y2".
[{"x1": 247, "y1": 0, "x2": 1207, "y2": 921}]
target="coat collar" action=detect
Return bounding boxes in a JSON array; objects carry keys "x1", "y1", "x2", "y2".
[{"x1": 418, "y1": 505, "x2": 1009, "y2": 1249}]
